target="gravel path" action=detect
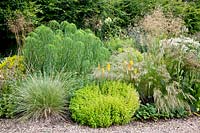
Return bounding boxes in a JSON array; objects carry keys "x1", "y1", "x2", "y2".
[{"x1": 0, "y1": 116, "x2": 199, "y2": 133}]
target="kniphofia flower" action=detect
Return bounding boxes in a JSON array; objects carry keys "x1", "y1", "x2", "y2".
[
  {"x1": 129, "y1": 60, "x2": 134, "y2": 66},
  {"x1": 134, "y1": 69, "x2": 138, "y2": 74},
  {"x1": 107, "y1": 63, "x2": 111, "y2": 71},
  {"x1": 98, "y1": 64, "x2": 101, "y2": 70},
  {"x1": 102, "y1": 68, "x2": 105, "y2": 77},
  {"x1": 127, "y1": 64, "x2": 132, "y2": 70}
]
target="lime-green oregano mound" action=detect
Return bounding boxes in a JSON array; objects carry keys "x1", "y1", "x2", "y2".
[{"x1": 69, "y1": 81, "x2": 140, "y2": 128}]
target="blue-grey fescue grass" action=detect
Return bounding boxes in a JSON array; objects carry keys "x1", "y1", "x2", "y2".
[{"x1": 14, "y1": 72, "x2": 71, "y2": 121}]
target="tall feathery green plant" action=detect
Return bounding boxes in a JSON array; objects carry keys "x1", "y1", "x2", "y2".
[{"x1": 23, "y1": 20, "x2": 110, "y2": 74}]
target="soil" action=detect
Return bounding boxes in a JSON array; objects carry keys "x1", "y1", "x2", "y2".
[{"x1": 0, "y1": 116, "x2": 199, "y2": 133}]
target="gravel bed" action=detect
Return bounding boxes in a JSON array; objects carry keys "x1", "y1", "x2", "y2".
[{"x1": 0, "y1": 116, "x2": 199, "y2": 133}]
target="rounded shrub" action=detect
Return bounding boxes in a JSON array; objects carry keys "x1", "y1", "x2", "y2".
[
  {"x1": 14, "y1": 73, "x2": 69, "y2": 121},
  {"x1": 69, "y1": 81, "x2": 140, "y2": 128}
]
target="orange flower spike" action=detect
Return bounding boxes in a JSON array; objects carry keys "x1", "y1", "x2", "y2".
[
  {"x1": 127, "y1": 64, "x2": 132, "y2": 71},
  {"x1": 129, "y1": 60, "x2": 134, "y2": 66},
  {"x1": 123, "y1": 61, "x2": 127, "y2": 65},
  {"x1": 98, "y1": 64, "x2": 101, "y2": 70},
  {"x1": 102, "y1": 67, "x2": 105, "y2": 77},
  {"x1": 107, "y1": 63, "x2": 111, "y2": 71},
  {"x1": 134, "y1": 69, "x2": 138, "y2": 74},
  {"x1": 123, "y1": 61, "x2": 127, "y2": 68},
  {"x1": 102, "y1": 68, "x2": 105, "y2": 74}
]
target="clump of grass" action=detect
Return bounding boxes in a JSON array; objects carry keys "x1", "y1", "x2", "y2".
[
  {"x1": 139, "y1": 7, "x2": 185, "y2": 37},
  {"x1": 14, "y1": 73, "x2": 70, "y2": 121}
]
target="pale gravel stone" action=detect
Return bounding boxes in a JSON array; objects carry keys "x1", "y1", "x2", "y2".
[{"x1": 0, "y1": 116, "x2": 199, "y2": 133}]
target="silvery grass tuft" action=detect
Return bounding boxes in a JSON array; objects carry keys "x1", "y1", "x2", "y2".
[{"x1": 13, "y1": 72, "x2": 72, "y2": 121}]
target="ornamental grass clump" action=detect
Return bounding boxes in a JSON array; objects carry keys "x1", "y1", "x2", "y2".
[
  {"x1": 69, "y1": 81, "x2": 140, "y2": 128},
  {"x1": 139, "y1": 7, "x2": 186, "y2": 37},
  {"x1": 93, "y1": 43, "x2": 195, "y2": 115},
  {"x1": 14, "y1": 73, "x2": 70, "y2": 121}
]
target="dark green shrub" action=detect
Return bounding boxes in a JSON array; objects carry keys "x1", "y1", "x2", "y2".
[
  {"x1": 183, "y1": 2, "x2": 200, "y2": 33},
  {"x1": 160, "y1": 0, "x2": 200, "y2": 34},
  {"x1": 120, "y1": 0, "x2": 158, "y2": 24},
  {"x1": 69, "y1": 81, "x2": 140, "y2": 128},
  {"x1": 23, "y1": 20, "x2": 109, "y2": 74},
  {"x1": 35, "y1": 0, "x2": 105, "y2": 26},
  {"x1": 34, "y1": 0, "x2": 124, "y2": 39},
  {"x1": 30, "y1": 0, "x2": 159, "y2": 39},
  {"x1": 0, "y1": 0, "x2": 41, "y2": 56}
]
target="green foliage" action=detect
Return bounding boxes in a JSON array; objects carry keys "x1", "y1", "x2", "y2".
[
  {"x1": 196, "y1": 88, "x2": 200, "y2": 112},
  {"x1": 29, "y1": 0, "x2": 159, "y2": 39},
  {"x1": 191, "y1": 72, "x2": 200, "y2": 112},
  {"x1": 0, "y1": 55, "x2": 25, "y2": 118},
  {"x1": 94, "y1": 37, "x2": 197, "y2": 114},
  {"x1": 105, "y1": 38, "x2": 135, "y2": 52},
  {"x1": 0, "y1": 81, "x2": 15, "y2": 118},
  {"x1": 141, "y1": 54, "x2": 189, "y2": 113},
  {"x1": 0, "y1": 0, "x2": 40, "y2": 31},
  {"x1": 1, "y1": 0, "x2": 200, "y2": 55},
  {"x1": 93, "y1": 47, "x2": 143, "y2": 81},
  {"x1": 69, "y1": 81, "x2": 140, "y2": 128},
  {"x1": 35, "y1": 0, "x2": 102, "y2": 24},
  {"x1": 81, "y1": 0, "x2": 159, "y2": 39},
  {"x1": 184, "y1": 2, "x2": 200, "y2": 34},
  {"x1": 120, "y1": 0, "x2": 158, "y2": 24},
  {"x1": 0, "y1": 0, "x2": 41, "y2": 56},
  {"x1": 23, "y1": 21, "x2": 109, "y2": 74},
  {"x1": 160, "y1": 0, "x2": 200, "y2": 34},
  {"x1": 134, "y1": 103, "x2": 159, "y2": 120},
  {"x1": 13, "y1": 73, "x2": 73, "y2": 121},
  {"x1": 34, "y1": 0, "x2": 122, "y2": 39},
  {"x1": 0, "y1": 55, "x2": 25, "y2": 80},
  {"x1": 133, "y1": 44, "x2": 193, "y2": 114},
  {"x1": 132, "y1": 37, "x2": 200, "y2": 114},
  {"x1": 134, "y1": 103, "x2": 189, "y2": 121},
  {"x1": 161, "y1": 37, "x2": 200, "y2": 111}
]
